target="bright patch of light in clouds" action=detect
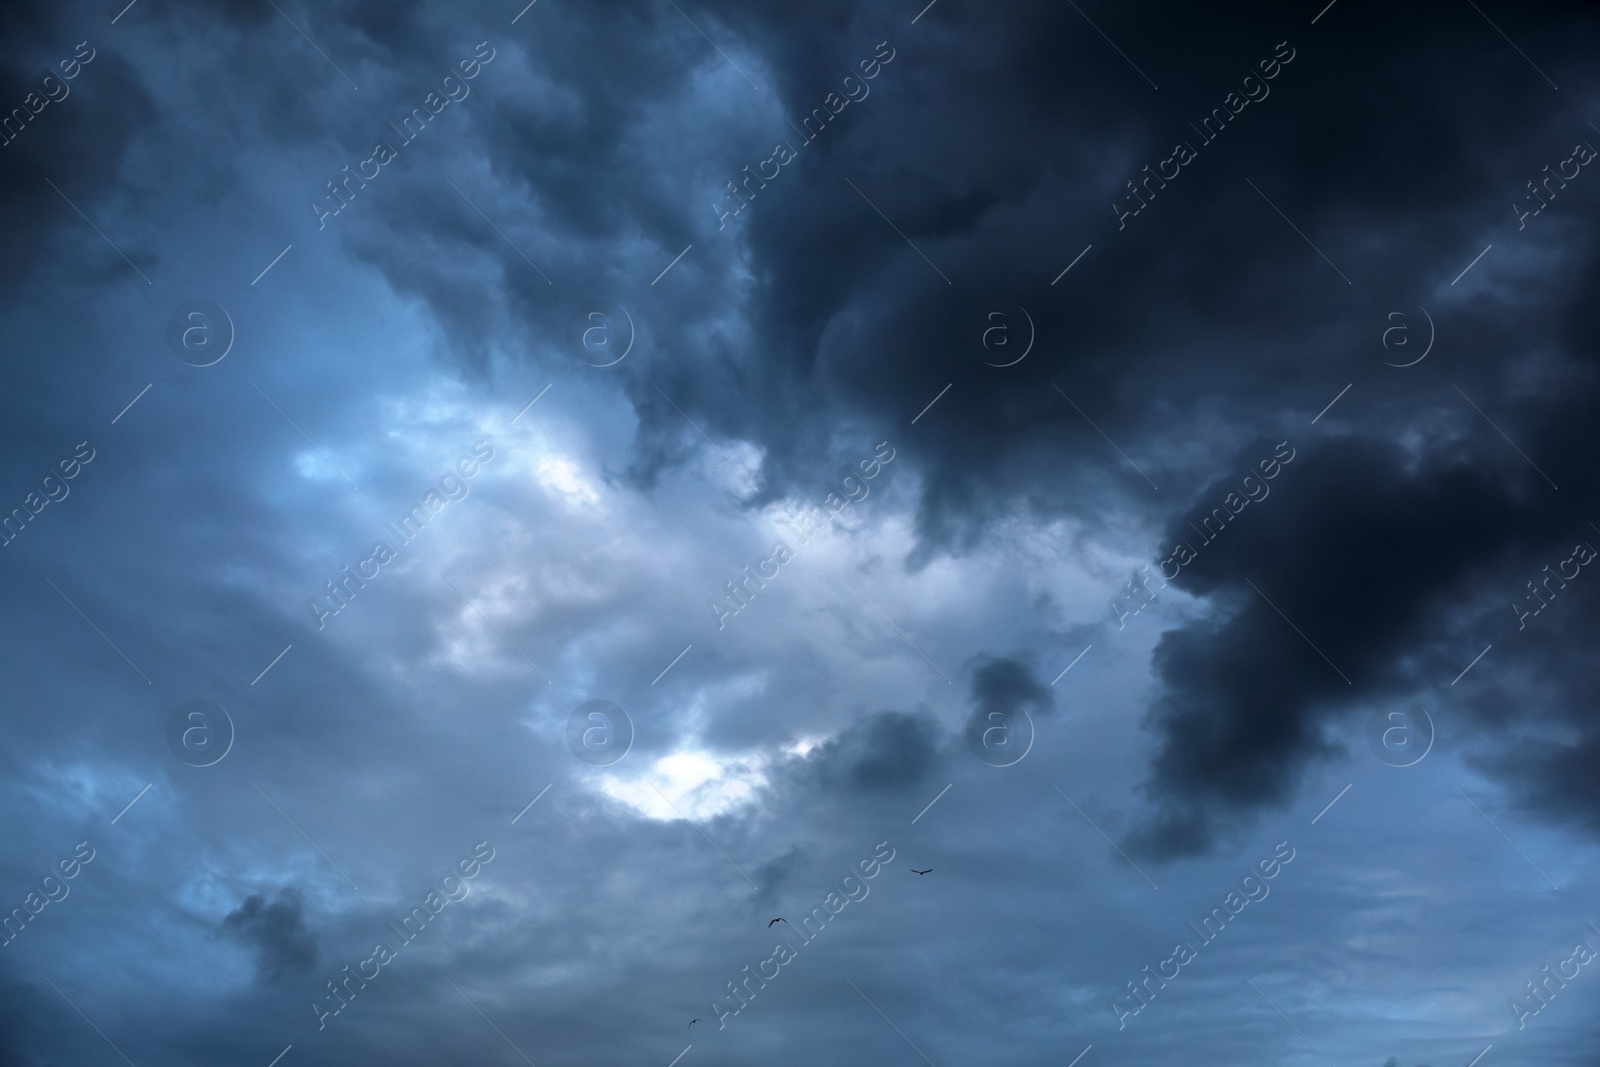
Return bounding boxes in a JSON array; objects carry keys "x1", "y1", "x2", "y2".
[
  {"x1": 536, "y1": 454, "x2": 601, "y2": 504},
  {"x1": 600, "y1": 749, "x2": 770, "y2": 821}
]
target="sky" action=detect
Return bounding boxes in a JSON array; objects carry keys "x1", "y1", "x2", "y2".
[{"x1": 2, "y1": 1, "x2": 1599, "y2": 1065}]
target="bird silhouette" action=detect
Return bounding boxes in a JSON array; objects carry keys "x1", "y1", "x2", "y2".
[
  {"x1": 768, "y1": 917, "x2": 787, "y2": 927},
  {"x1": 689, "y1": 1019, "x2": 701, "y2": 1028},
  {"x1": 911, "y1": 868, "x2": 932, "y2": 875}
]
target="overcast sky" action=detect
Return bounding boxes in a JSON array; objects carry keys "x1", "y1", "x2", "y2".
[{"x1": 3, "y1": 1, "x2": 1600, "y2": 1065}]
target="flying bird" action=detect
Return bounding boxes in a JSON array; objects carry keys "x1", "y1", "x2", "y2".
[
  {"x1": 689, "y1": 1019, "x2": 701, "y2": 1028},
  {"x1": 768, "y1": 917, "x2": 787, "y2": 927},
  {"x1": 911, "y1": 868, "x2": 932, "y2": 875}
]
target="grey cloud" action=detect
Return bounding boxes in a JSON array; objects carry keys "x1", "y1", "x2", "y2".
[
  {"x1": 963, "y1": 655, "x2": 1052, "y2": 753},
  {"x1": 221, "y1": 886, "x2": 318, "y2": 983},
  {"x1": 5, "y1": 1, "x2": 1600, "y2": 1064},
  {"x1": 808, "y1": 709, "x2": 944, "y2": 792}
]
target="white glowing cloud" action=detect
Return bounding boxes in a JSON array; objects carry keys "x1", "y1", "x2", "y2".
[{"x1": 599, "y1": 749, "x2": 770, "y2": 822}]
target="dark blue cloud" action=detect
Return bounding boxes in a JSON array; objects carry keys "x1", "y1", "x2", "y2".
[{"x1": 3, "y1": 1, "x2": 1600, "y2": 1065}]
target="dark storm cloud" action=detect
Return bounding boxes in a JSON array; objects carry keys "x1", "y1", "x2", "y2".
[
  {"x1": 808, "y1": 708, "x2": 943, "y2": 791},
  {"x1": 561, "y1": 0, "x2": 1600, "y2": 853},
  {"x1": 1128, "y1": 417, "x2": 1600, "y2": 855},
  {"x1": 6, "y1": 0, "x2": 1600, "y2": 1064},
  {"x1": 222, "y1": 886, "x2": 318, "y2": 983},
  {"x1": 417, "y1": 0, "x2": 1600, "y2": 581},
  {"x1": 963, "y1": 656, "x2": 1053, "y2": 753},
  {"x1": 176, "y1": 0, "x2": 1600, "y2": 862},
  {"x1": 0, "y1": 26, "x2": 156, "y2": 292}
]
